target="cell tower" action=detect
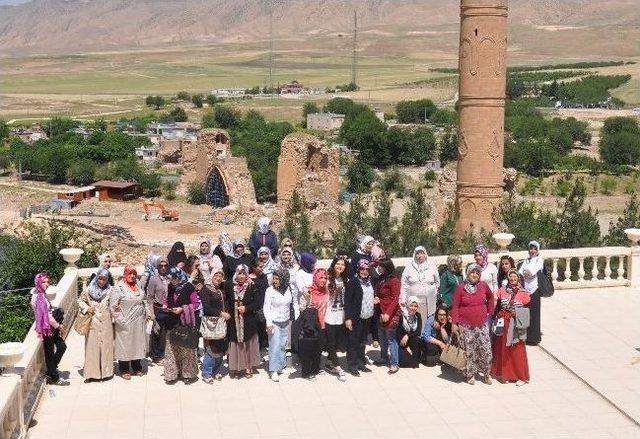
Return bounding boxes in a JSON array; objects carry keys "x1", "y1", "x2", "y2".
[{"x1": 351, "y1": 10, "x2": 358, "y2": 86}]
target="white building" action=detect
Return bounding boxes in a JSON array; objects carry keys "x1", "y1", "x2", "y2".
[
  {"x1": 307, "y1": 112, "x2": 345, "y2": 131},
  {"x1": 211, "y1": 88, "x2": 246, "y2": 98}
]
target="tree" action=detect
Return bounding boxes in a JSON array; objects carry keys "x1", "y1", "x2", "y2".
[
  {"x1": 187, "y1": 182, "x2": 206, "y2": 205},
  {"x1": 395, "y1": 99, "x2": 437, "y2": 124},
  {"x1": 330, "y1": 196, "x2": 369, "y2": 254},
  {"x1": 0, "y1": 120, "x2": 9, "y2": 143},
  {"x1": 324, "y1": 97, "x2": 357, "y2": 115},
  {"x1": 605, "y1": 195, "x2": 640, "y2": 245},
  {"x1": 340, "y1": 109, "x2": 388, "y2": 166},
  {"x1": 279, "y1": 192, "x2": 324, "y2": 254},
  {"x1": 438, "y1": 126, "x2": 458, "y2": 164},
  {"x1": 191, "y1": 94, "x2": 204, "y2": 108},
  {"x1": 599, "y1": 117, "x2": 640, "y2": 166},
  {"x1": 395, "y1": 188, "x2": 432, "y2": 255},
  {"x1": 176, "y1": 91, "x2": 191, "y2": 101},
  {"x1": 67, "y1": 158, "x2": 96, "y2": 186},
  {"x1": 504, "y1": 139, "x2": 557, "y2": 177},
  {"x1": 167, "y1": 107, "x2": 188, "y2": 123},
  {"x1": 346, "y1": 160, "x2": 375, "y2": 193},
  {"x1": 145, "y1": 96, "x2": 165, "y2": 110},
  {"x1": 302, "y1": 102, "x2": 320, "y2": 127},
  {"x1": 553, "y1": 179, "x2": 601, "y2": 248},
  {"x1": 367, "y1": 191, "x2": 397, "y2": 251},
  {"x1": 205, "y1": 94, "x2": 224, "y2": 106},
  {"x1": 202, "y1": 111, "x2": 216, "y2": 128},
  {"x1": 506, "y1": 76, "x2": 526, "y2": 99},
  {"x1": 43, "y1": 117, "x2": 79, "y2": 137},
  {"x1": 213, "y1": 105, "x2": 240, "y2": 129}
]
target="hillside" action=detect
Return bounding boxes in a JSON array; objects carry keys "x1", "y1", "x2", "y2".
[{"x1": 0, "y1": 0, "x2": 638, "y2": 57}]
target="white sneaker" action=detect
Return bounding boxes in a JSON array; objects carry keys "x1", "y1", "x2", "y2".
[
  {"x1": 271, "y1": 373, "x2": 280, "y2": 382},
  {"x1": 336, "y1": 368, "x2": 347, "y2": 382},
  {"x1": 516, "y1": 380, "x2": 527, "y2": 386}
]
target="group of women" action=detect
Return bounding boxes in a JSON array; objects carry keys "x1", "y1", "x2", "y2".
[{"x1": 32, "y1": 217, "x2": 545, "y2": 388}]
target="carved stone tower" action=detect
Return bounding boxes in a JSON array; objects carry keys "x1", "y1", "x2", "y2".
[{"x1": 455, "y1": 0, "x2": 508, "y2": 235}]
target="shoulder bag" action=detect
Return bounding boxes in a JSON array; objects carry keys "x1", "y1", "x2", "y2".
[
  {"x1": 74, "y1": 309, "x2": 92, "y2": 336},
  {"x1": 439, "y1": 333, "x2": 467, "y2": 371},
  {"x1": 537, "y1": 264, "x2": 554, "y2": 298},
  {"x1": 169, "y1": 325, "x2": 200, "y2": 349}
]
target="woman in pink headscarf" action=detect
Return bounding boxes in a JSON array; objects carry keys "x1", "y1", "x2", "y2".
[{"x1": 31, "y1": 272, "x2": 68, "y2": 385}]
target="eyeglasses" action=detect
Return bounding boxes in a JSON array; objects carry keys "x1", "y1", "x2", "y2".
[{"x1": 437, "y1": 313, "x2": 447, "y2": 317}]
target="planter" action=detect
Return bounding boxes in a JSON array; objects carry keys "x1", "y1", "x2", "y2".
[
  {"x1": 0, "y1": 342, "x2": 24, "y2": 370},
  {"x1": 624, "y1": 228, "x2": 640, "y2": 246},
  {"x1": 493, "y1": 233, "x2": 515, "y2": 251},
  {"x1": 59, "y1": 248, "x2": 84, "y2": 269}
]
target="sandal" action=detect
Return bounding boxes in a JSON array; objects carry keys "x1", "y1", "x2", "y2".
[{"x1": 121, "y1": 373, "x2": 131, "y2": 381}]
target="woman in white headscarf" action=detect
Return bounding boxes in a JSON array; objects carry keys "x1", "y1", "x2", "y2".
[
  {"x1": 88, "y1": 253, "x2": 114, "y2": 286},
  {"x1": 78, "y1": 269, "x2": 114, "y2": 382},
  {"x1": 257, "y1": 246, "x2": 278, "y2": 282},
  {"x1": 198, "y1": 240, "x2": 223, "y2": 285},
  {"x1": 400, "y1": 246, "x2": 440, "y2": 326},
  {"x1": 350, "y1": 235, "x2": 375, "y2": 274},
  {"x1": 249, "y1": 216, "x2": 279, "y2": 258},
  {"x1": 518, "y1": 240, "x2": 544, "y2": 345}
]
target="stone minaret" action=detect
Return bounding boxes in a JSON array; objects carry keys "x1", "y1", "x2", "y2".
[{"x1": 455, "y1": 0, "x2": 508, "y2": 235}]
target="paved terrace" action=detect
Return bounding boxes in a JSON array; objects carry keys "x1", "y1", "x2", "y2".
[{"x1": 23, "y1": 286, "x2": 640, "y2": 439}]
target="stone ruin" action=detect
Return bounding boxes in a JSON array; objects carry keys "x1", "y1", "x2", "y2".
[
  {"x1": 276, "y1": 132, "x2": 340, "y2": 231},
  {"x1": 181, "y1": 129, "x2": 257, "y2": 211}
]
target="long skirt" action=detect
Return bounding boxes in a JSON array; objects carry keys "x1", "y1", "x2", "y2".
[
  {"x1": 526, "y1": 290, "x2": 541, "y2": 345},
  {"x1": 460, "y1": 323, "x2": 492, "y2": 379},
  {"x1": 491, "y1": 311, "x2": 530, "y2": 382},
  {"x1": 228, "y1": 334, "x2": 260, "y2": 372},
  {"x1": 164, "y1": 335, "x2": 199, "y2": 381}
]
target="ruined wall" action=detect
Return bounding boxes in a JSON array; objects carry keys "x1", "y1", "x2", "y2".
[
  {"x1": 182, "y1": 129, "x2": 257, "y2": 210},
  {"x1": 277, "y1": 132, "x2": 340, "y2": 230}
]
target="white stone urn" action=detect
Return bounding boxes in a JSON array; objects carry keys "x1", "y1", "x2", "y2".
[
  {"x1": 0, "y1": 342, "x2": 24, "y2": 372},
  {"x1": 624, "y1": 228, "x2": 640, "y2": 246},
  {"x1": 59, "y1": 248, "x2": 84, "y2": 270},
  {"x1": 45, "y1": 285, "x2": 58, "y2": 301},
  {"x1": 493, "y1": 232, "x2": 515, "y2": 252}
]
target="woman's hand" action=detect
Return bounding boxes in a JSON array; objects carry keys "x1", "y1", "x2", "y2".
[
  {"x1": 400, "y1": 334, "x2": 409, "y2": 347},
  {"x1": 433, "y1": 321, "x2": 440, "y2": 330},
  {"x1": 173, "y1": 307, "x2": 183, "y2": 315},
  {"x1": 267, "y1": 326, "x2": 274, "y2": 335},
  {"x1": 238, "y1": 305, "x2": 246, "y2": 314},
  {"x1": 437, "y1": 340, "x2": 447, "y2": 350},
  {"x1": 380, "y1": 313, "x2": 389, "y2": 323},
  {"x1": 373, "y1": 297, "x2": 380, "y2": 305},
  {"x1": 87, "y1": 306, "x2": 96, "y2": 314},
  {"x1": 452, "y1": 324, "x2": 459, "y2": 335},
  {"x1": 220, "y1": 311, "x2": 231, "y2": 320},
  {"x1": 345, "y1": 319, "x2": 353, "y2": 331}
]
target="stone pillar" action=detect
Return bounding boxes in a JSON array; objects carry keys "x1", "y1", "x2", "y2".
[{"x1": 455, "y1": 0, "x2": 508, "y2": 235}]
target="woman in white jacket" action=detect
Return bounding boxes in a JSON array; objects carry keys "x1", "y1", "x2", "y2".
[{"x1": 400, "y1": 246, "x2": 440, "y2": 328}]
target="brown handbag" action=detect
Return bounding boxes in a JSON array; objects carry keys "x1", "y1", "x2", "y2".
[
  {"x1": 74, "y1": 310, "x2": 92, "y2": 336},
  {"x1": 439, "y1": 334, "x2": 467, "y2": 371}
]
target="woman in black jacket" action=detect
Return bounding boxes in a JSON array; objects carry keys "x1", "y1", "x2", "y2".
[
  {"x1": 225, "y1": 265, "x2": 261, "y2": 378},
  {"x1": 199, "y1": 269, "x2": 230, "y2": 383},
  {"x1": 397, "y1": 296, "x2": 423, "y2": 368},
  {"x1": 344, "y1": 259, "x2": 375, "y2": 376}
]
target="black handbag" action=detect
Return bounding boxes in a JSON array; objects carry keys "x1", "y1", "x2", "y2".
[
  {"x1": 169, "y1": 325, "x2": 200, "y2": 349},
  {"x1": 52, "y1": 307, "x2": 64, "y2": 324},
  {"x1": 537, "y1": 266, "x2": 555, "y2": 298}
]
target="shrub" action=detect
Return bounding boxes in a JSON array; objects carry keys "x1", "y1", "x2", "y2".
[
  {"x1": 278, "y1": 192, "x2": 324, "y2": 254},
  {"x1": 599, "y1": 117, "x2": 640, "y2": 166},
  {"x1": 346, "y1": 160, "x2": 375, "y2": 193},
  {"x1": 176, "y1": 91, "x2": 191, "y2": 101},
  {"x1": 395, "y1": 99, "x2": 437, "y2": 124},
  {"x1": 423, "y1": 170, "x2": 437, "y2": 188},
  {"x1": 161, "y1": 180, "x2": 177, "y2": 200},
  {"x1": 187, "y1": 182, "x2": 206, "y2": 205},
  {"x1": 553, "y1": 176, "x2": 573, "y2": 197},
  {"x1": 605, "y1": 195, "x2": 640, "y2": 245},
  {"x1": 519, "y1": 177, "x2": 542, "y2": 196},
  {"x1": 599, "y1": 176, "x2": 617, "y2": 195},
  {"x1": 191, "y1": 94, "x2": 204, "y2": 108},
  {"x1": 213, "y1": 105, "x2": 240, "y2": 129},
  {"x1": 380, "y1": 167, "x2": 404, "y2": 192}
]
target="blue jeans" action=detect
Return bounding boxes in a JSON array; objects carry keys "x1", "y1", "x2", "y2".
[
  {"x1": 378, "y1": 325, "x2": 399, "y2": 368},
  {"x1": 268, "y1": 321, "x2": 290, "y2": 373},
  {"x1": 202, "y1": 352, "x2": 223, "y2": 378}
]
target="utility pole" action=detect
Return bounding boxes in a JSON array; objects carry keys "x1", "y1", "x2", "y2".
[
  {"x1": 268, "y1": 0, "x2": 274, "y2": 94},
  {"x1": 351, "y1": 10, "x2": 358, "y2": 87}
]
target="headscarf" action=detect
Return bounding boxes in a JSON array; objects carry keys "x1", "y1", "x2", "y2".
[
  {"x1": 309, "y1": 269, "x2": 329, "y2": 329},
  {"x1": 411, "y1": 246, "x2": 429, "y2": 272},
  {"x1": 358, "y1": 235, "x2": 375, "y2": 254},
  {"x1": 356, "y1": 259, "x2": 371, "y2": 286},
  {"x1": 258, "y1": 246, "x2": 277, "y2": 276},
  {"x1": 464, "y1": 263, "x2": 482, "y2": 294},
  {"x1": 145, "y1": 253, "x2": 161, "y2": 277},
  {"x1": 474, "y1": 244, "x2": 489, "y2": 269},
  {"x1": 33, "y1": 272, "x2": 52, "y2": 339},
  {"x1": 231, "y1": 239, "x2": 246, "y2": 259},
  {"x1": 156, "y1": 256, "x2": 170, "y2": 277},
  {"x1": 169, "y1": 266, "x2": 188, "y2": 285},
  {"x1": 198, "y1": 240, "x2": 219, "y2": 268},
  {"x1": 219, "y1": 232, "x2": 233, "y2": 257},
  {"x1": 87, "y1": 268, "x2": 111, "y2": 301},
  {"x1": 300, "y1": 252, "x2": 317, "y2": 274},
  {"x1": 98, "y1": 253, "x2": 112, "y2": 268},
  {"x1": 272, "y1": 268, "x2": 290, "y2": 294},
  {"x1": 371, "y1": 242, "x2": 386, "y2": 262},
  {"x1": 278, "y1": 246, "x2": 296, "y2": 270},
  {"x1": 257, "y1": 217, "x2": 271, "y2": 235},
  {"x1": 402, "y1": 295, "x2": 420, "y2": 333},
  {"x1": 232, "y1": 264, "x2": 250, "y2": 300},
  {"x1": 167, "y1": 241, "x2": 186, "y2": 267},
  {"x1": 123, "y1": 265, "x2": 138, "y2": 290},
  {"x1": 505, "y1": 268, "x2": 521, "y2": 294},
  {"x1": 528, "y1": 240, "x2": 541, "y2": 258},
  {"x1": 447, "y1": 254, "x2": 462, "y2": 271}
]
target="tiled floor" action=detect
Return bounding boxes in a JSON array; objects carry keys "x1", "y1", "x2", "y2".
[{"x1": 27, "y1": 288, "x2": 640, "y2": 439}]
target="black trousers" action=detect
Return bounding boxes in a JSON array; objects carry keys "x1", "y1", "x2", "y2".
[
  {"x1": 422, "y1": 342, "x2": 442, "y2": 367},
  {"x1": 257, "y1": 319, "x2": 268, "y2": 350},
  {"x1": 118, "y1": 359, "x2": 143, "y2": 374},
  {"x1": 150, "y1": 305, "x2": 167, "y2": 361},
  {"x1": 526, "y1": 290, "x2": 541, "y2": 345},
  {"x1": 346, "y1": 317, "x2": 371, "y2": 371},
  {"x1": 43, "y1": 330, "x2": 66, "y2": 381},
  {"x1": 324, "y1": 324, "x2": 345, "y2": 366}
]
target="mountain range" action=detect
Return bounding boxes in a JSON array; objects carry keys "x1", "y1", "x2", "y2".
[{"x1": 0, "y1": 0, "x2": 638, "y2": 57}]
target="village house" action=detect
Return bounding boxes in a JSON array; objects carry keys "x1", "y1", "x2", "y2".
[
  {"x1": 10, "y1": 126, "x2": 48, "y2": 144},
  {"x1": 211, "y1": 88, "x2": 246, "y2": 98},
  {"x1": 135, "y1": 145, "x2": 160, "y2": 163},
  {"x1": 280, "y1": 80, "x2": 304, "y2": 94},
  {"x1": 307, "y1": 112, "x2": 345, "y2": 131}
]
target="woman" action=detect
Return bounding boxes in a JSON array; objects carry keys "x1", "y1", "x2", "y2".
[
  {"x1": 497, "y1": 255, "x2": 517, "y2": 288},
  {"x1": 451, "y1": 264, "x2": 495, "y2": 385},
  {"x1": 226, "y1": 265, "x2": 261, "y2": 378},
  {"x1": 146, "y1": 257, "x2": 171, "y2": 364},
  {"x1": 375, "y1": 259, "x2": 401, "y2": 374},
  {"x1": 263, "y1": 269, "x2": 293, "y2": 382},
  {"x1": 397, "y1": 296, "x2": 423, "y2": 369},
  {"x1": 350, "y1": 235, "x2": 375, "y2": 274},
  {"x1": 223, "y1": 239, "x2": 253, "y2": 280},
  {"x1": 421, "y1": 307, "x2": 452, "y2": 367},
  {"x1": 167, "y1": 242, "x2": 187, "y2": 270},
  {"x1": 325, "y1": 256, "x2": 349, "y2": 379},
  {"x1": 248, "y1": 259, "x2": 269, "y2": 349},
  {"x1": 257, "y1": 246, "x2": 278, "y2": 282},
  {"x1": 491, "y1": 269, "x2": 531, "y2": 385},
  {"x1": 518, "y1": 241, "x2": 544, "y2": 346},
  {"x1": 198, "y1": 240, "x2": 223, "y2": 285},
  {"x1": 473, "y1": 244, "x2": 498, "y2": 293},
  {"x1": 248, "y1": 216, "x2": 278, "y2": 258},
  {"x1": 344, "y1": 260, "x2": 374, "y2": 376},
  {"x1": 78, "y1": 269, "x2": 114, "y2": 382},
  {"x1": 300, "y1": 269, "x2": 328, "y2": 380},
  {"x1": 276, "y1": 246, "x2": 299, "y2": 279},
  {"x1": 438, "y1": 255, "x2": 463, "y2": 310},
  {"x1": 277, "y1": 238, "x2": 301, "y2": 264},
  {"x1": 163, "y1": 267, "x2": 200, "y2": 383},
  {"x1": 199, "y1": 269, "x2": 230, "y2": 383},
  {"x1": 400, "y1": 246, "x2": 440, "y2": 323},
  {"x1": 110, "y1": 265, "x2": 147, "y2": 380},
  {"x1": 31, "y1": 273, "x2": 68, "y2": 385},
  {"x1": 293, "y1": 252, "x2": 316, "y2": 319},
  {"x1": 88, "y1": 253, "x2": 114, "y2": 286}
]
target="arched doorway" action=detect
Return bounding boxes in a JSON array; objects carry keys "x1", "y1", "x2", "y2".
[{"x1": 205, "y1": 167, "x2": 229, "y2": 208}]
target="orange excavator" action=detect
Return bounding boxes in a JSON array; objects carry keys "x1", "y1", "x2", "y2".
[{"x1": 141, "y1": 200, "x2": 179, "y2": 222}]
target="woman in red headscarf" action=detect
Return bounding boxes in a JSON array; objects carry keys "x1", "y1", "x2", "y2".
[
  {"x1": 31, "y1": 272, "x2": 68, "y2": 385},
  {"x1": 110, "y1": 265, "x2": 149, "y2": 380}
]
